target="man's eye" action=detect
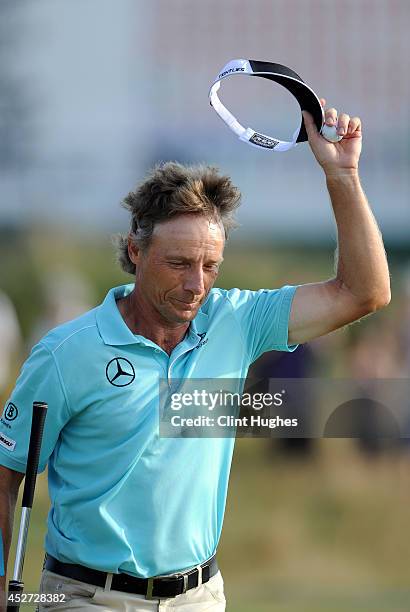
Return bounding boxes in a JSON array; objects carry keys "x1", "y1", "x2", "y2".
[{"x1": 169, "y1": 262, "x2": 185, "y2": 267}]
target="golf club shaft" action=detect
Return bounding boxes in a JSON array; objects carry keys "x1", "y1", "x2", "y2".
[
  {"x1": 6, "y1": 402, "x2": 47, "y2": 612},
  {"x1": 12, "y1": 508, "x2": 31, "y2": 582}
]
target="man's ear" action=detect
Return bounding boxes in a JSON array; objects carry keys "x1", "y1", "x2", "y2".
[{"x1": 128, "y1": 235, "x2": 140, "y2": 265}]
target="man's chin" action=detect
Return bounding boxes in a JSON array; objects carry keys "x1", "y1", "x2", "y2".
[
  {"x1": 168, "y1": 303, "x2": 200, "y2": 323},
  {"x1": 173, "y1": 309, "x2": 198, "y2": 323}
]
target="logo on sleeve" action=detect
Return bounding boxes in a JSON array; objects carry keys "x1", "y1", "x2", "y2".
[
  {"x1": 106, "y1": 358, "x2": 135, "y2": 387},
  {"x1": 0, "y1": 432, "x2": 16, "y2": 451},
  {"x1": 3, "y1": 403, "x2": 18, "y2": 422}
]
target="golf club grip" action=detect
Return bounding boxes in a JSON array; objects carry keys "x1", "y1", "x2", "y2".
[
  {"x1": 6, "y1": 580, "x2": 24, "y2": 611},
  {"x1": 21, "y1": 402, "x2": 47, "y2": 509}
]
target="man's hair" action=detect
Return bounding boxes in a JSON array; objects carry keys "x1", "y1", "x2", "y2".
[{"x1": 115, "y1": 161, "x2": 241, "y2": 275}]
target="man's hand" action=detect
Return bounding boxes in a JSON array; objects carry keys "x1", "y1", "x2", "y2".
[{"x1": 302, "y1": 98, "x2": 362, "y2": 177}]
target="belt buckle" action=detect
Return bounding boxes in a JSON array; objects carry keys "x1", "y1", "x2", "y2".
[
  {"x1": 146, "y1": 570, "x2": 190, "y2": 600},
  {"x1": 171, "y1": 572, "x2": 188, "y2": 596},
  {"x1": 145, "y1": 577, "x2": 154, "y2": 600}
]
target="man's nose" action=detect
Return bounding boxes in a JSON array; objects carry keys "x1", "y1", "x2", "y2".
[{"x1": 183, "y1": 268, "x2": 205, "y2": 297}]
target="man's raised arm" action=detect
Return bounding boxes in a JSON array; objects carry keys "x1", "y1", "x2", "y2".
[{"x1": 288, "y1": 100, "x2": 390, "y2": 346}]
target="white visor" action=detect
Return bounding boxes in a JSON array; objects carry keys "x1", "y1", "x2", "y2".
[{"x1": 209, "y1": 59, "x2": 325, "y2": 152}]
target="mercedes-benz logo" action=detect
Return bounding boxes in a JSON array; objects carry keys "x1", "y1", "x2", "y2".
[{"x1": 106, "y1": 357, "x2": 135, "y2": 387}]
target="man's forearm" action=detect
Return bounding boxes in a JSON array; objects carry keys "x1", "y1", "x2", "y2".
[
  {"x1": 326, "y1": 171, "x2": 391, "y2": 308},
  {"x1": 0, "y1": 490, "x2": 18, "y2": 597}
]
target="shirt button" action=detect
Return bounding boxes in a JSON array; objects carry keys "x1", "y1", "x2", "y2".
[{"x1": 154, "y1": 349, "x2": 161, "y2": 354}]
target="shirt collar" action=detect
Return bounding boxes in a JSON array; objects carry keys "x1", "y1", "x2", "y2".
[{"x1": 96, "y1": 284, "x2": 209, "y2": 347}]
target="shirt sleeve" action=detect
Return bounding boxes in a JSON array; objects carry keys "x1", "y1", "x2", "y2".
[
  {"x1": 226, "y1": 285, "x2": 300, "y2": 364},
  {"x1": 0, "y1": 342, "x2": 71, "y2": 473}
]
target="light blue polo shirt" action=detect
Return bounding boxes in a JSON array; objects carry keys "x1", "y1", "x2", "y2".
[{"x1": 0, "y1": 283, "x2": 298, "y2": 577}]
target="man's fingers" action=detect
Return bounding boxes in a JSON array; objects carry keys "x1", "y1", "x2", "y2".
[
  {"x1": 337, "y1": 113, "x2": 350, "y2": 136},
  {"x1": 302, "y1": 110, "x2": 319, "y2": 137},
  {"x1": 325, "y1": 108, "x2": 338, "y2": 126},
  {"x1": 347, "y1": 116, "x2": 361, "y2": 135},
  {"x1": 304, "y1": 105, "x2": 359, "y2": 140}
]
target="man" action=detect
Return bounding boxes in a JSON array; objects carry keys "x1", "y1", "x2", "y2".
[{"x1": 0, "y1": 102, "x2": 390, "y2": 611}]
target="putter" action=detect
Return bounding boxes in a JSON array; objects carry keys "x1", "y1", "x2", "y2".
[{"x1": 6, "y1": 401, "x2": 48, "y2": 612}]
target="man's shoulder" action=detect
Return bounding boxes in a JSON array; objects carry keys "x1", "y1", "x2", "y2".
[
  {"x1": 39, "y1": 306, "x2": 101, "y2": 355},
  {"x1": 204, "y1": 287, "x2": 256, "y2": 310},
  {"x1": 201, "y1": 287, "x2": 250, "y2": 317},
  {"x1": 203, "y1": 286, "x2": 292, "y2": 316},
  {"x1": 203, "y1": 287, "x2": 232, "y2": 309}
]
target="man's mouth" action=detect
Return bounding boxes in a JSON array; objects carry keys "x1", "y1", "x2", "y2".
[{"x1": 171, "y1": 298, "x2": 200, "y2": 310}]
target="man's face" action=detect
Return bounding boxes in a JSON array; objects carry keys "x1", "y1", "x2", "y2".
[{"x1": 129, "y1": 214, "x2": 225, "y2": 325}]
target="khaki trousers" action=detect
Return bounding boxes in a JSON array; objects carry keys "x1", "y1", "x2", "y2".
[{"x1": 38, "y1": 568, "x2": 226, "y2": 611}]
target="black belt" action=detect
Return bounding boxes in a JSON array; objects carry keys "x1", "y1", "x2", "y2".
[{"x1": 45, "y1": 554, "x2": 218, "y2": 599}]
